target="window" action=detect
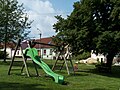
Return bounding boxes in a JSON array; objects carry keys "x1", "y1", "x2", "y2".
[
  {"x1": 44, "y1": 49, "x2": 46, "y2": 55},
  {"x1": 17, "y1": 51, "x2": 19, "y2": 55},
  {"x1": 50, "y1": 49, "x2": 52, "y2": 55}
]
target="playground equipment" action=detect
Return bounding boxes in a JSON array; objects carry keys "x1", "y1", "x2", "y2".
[
  {"x1": 33, "y1": 41, "x2": 75, "y2": 75},
  {"x1": 8, "y1": 39, "x2": 64, "y2": 84},
  {"x1": 52, "y1": 44, "x2": 75, "y2": 75},
  {"x1": 25, "y1": 48, "x2": 64, "y2": 83},
  {"x1": 8, "y1": 39, "x2": 31, "y2": 77}
]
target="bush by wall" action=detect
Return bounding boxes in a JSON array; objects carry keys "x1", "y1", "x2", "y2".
[{"x1": 0, "y1": 51, "x2": 9, "y2": 59}]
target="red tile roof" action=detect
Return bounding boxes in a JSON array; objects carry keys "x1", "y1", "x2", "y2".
[
  {"x1": 0, "y1": 37, "x2": 55, "y2": 49},
  {"x1": 0, "y1": 42, "x2": 16, "y2": 49},
  {"x1": 34, "y1": 37, "x2": 54, "y2": 49}
]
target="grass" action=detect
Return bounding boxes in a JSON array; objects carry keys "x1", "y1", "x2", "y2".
[{"x1": 0, "y1": 58, "x2": 120, "y2": 90}]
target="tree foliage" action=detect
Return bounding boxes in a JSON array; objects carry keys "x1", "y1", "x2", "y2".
[
  {"x1": 0, "y1": 0, "x2": 32, "y2": 61},
  {"x1": 53, "y1": 0, "x2": 120, "y2": 68},
  {"x1": 0, "y1": 0, "x2": 32, "y2": 42}
]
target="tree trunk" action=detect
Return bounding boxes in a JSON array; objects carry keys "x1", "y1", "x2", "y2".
[
  {"x1": 106, "y1": 53, "x2": 115, "y2": 71},
  {"x1": 3, "y1": 36, "x2": 7, "y2": 62},
  {"x1": 3, "y1": 6, "x2": 8, "y2": 62}
]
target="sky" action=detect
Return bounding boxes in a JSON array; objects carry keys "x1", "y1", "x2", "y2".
[{"x1": 17, "y1": 0, "x2": 79, "y2": 39}]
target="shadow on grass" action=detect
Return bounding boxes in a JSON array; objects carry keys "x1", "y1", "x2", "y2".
[
  {"x1": 0, "y1": 60, "x2": 53, "y2": 69},
  {"x1": 0, "y1": 82, "x2": 51, "y2": 90},
  {"x1": 69, "y1": 72, "x2": 89, "y2": 77},
  {"x1": 82, "y1": 65, "x2": 120, "y2": 78},
  {"x1": 0, "y1": 61, "x2": 10, "y2": 65},
  {"x1": 2, "y1": 60, "x2": 120, "y2": 79},
  {"x1": 87, "y1": 88, "x2": 106, "y2": 90}
]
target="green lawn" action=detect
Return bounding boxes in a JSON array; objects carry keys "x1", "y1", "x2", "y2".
[{"x1": 0, "y1": 59, "x2": 120, "y2": 90}]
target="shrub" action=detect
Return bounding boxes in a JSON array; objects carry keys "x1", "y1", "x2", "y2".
[
  {"x1": 0, "y1": 51, "x2": 9, "y2": 59},
  {"x1": 74, "y1": 51, "x2": 91, "y2": 60}
]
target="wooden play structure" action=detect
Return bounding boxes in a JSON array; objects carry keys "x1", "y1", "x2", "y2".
[
  {"x1": 8, "y1": 39, "x2": 39, "y2": 77},
  {"x1": 52, "y1": 44, "x2": 75, "y2": 75},
  {"x1": 8, "y1": 39, "x2": 75, "y2": 77},
  {"x1": 8, "y1": 39, "x2": 64, "y2": 84}
]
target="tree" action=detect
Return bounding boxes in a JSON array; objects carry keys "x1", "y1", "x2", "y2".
[
  {"x1": 53, "y1": 0, "x2": 120, "y2": 70},
  {"x1": 0, "y1": 0, "x2": 32, "y2": 62}
]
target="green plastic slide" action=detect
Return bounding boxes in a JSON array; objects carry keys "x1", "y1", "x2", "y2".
[{"x1": 25, "y1": 48, "x2": 64, "y2": 84}]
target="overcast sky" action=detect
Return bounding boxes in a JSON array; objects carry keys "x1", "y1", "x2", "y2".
[{"x1": 17, "y1": 0, "x2": 79, "y2": 38}]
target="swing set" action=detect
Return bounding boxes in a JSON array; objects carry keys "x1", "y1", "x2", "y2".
[{"x1": 8, "y1": 39, "x2": 75, "y2": 83}]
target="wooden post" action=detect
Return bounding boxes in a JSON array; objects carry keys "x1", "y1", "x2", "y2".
[
  {"x1": 8, "y1": 39, "x2": 21, "y2": 75},
  {"x1": 8, "y1": 39, "x2": 30, "y2": 77},
  {"x1": 52, "y1": 46, "x2": 75, "y2": 75},
  {"x1": 63, "y1": 55, "x2": 70, "y2": 75},
  {"x1": 20, "y1": 46, "x2": 30, "y2": 77}
]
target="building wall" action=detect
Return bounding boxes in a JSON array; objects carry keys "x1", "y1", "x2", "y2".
[
  {"x1": 6, "y1": 48, "x2": 12, "y2": 58},
  {"x1": 0, "y1": 48, "x2": 12, "y2": 58},
  {"x1": 4, "y1": 48, "x2": 107, "y2": 61},
  {"x1": 40, "y1": 48, "x2": 55, "y2": 59},
  {"x1": 11, "y1": 49, "x2": 23, "y2": 57},
  {"x1": 0, "y1": 48, "x2": 22, "y2": 58},
  {"x1": 91, "y1": 50, "x2": 106, "y2": 62},
  {"x1": 6, "y1": 47, "x2": 55, "y2": 60}
]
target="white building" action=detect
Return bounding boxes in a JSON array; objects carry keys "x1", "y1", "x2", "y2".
[
  {"x1": 0, "y1": 37, "x2": 56, "y2": 60},
  {"x1": 91, "y1": 50, "x2": 106, "y2": 63},
  {"x1": 33, "y1": 37, "x2": 56, "y2": 59}
]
